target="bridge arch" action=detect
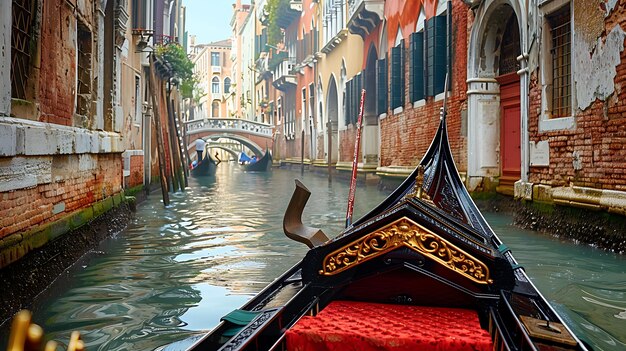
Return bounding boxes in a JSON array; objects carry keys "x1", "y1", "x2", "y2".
[
  {"x1": 185, "y1": 118, "x2": 274, "y2": 158},
  {"x1": 186, "y1": 139, "x2": 244, "y2": 162}
]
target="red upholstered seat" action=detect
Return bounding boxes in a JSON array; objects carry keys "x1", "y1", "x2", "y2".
[{"x1": 285, "y1": 301, "x2": 493, "y2": 351}]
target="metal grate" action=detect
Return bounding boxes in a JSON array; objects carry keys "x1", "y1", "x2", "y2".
[
  {"x1": 76, "y1": 24, "x2": 92, "y2": 115},
  {"x1": 11, "y1": 0, "x2": 35, "y2": 99},
  {"x1": 549, "y1": 5, "x2": 571, "y2": 118}
]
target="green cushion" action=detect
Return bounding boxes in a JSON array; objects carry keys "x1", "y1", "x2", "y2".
[{"x1": 220, "y1": 309, "x2": 261, "y2": 338}]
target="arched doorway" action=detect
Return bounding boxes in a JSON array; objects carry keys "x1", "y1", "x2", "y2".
[
  {"x1": 497, "y1": 16, "x2": 521, "y2": 189},
  {"x1": 326, "y1": 76, "x2": 339, "y2": 164},
  {"x1": 467, "y1": 2, "x2": 524, "y2": 194}
]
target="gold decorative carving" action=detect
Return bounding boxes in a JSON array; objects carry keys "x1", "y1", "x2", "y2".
[{"x1": 319, "y1": 217, "x2": 493, "y2": 284}]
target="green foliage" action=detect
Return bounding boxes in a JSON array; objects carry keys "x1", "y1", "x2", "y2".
[
  {"x1": 154, "y1": 44, "x2": 194, "y2": 81},
  {"x1": 266, "y1": 0, "x2": 290, "y2": 45},
  {"x1": 155, "y1": 43, "x2": 197, "y2": 99}
]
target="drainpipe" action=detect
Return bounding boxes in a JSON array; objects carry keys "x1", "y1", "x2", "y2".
[{"x1": 518, "y1": 56, "x2": 529, "y2": 183}]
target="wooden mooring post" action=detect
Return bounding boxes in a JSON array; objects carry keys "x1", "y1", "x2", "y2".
[{"x1": 148, "y1": 55, "x2": 170, "y2": 206}]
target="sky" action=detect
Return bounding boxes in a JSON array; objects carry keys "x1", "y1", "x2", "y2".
[{"x1": 184, "y1": 0, "x2": 241, "y2": 45}]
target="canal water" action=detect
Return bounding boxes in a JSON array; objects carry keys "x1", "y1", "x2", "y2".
[{"x1": 3, "y1": 163, "x2": 625, "y2": 350}]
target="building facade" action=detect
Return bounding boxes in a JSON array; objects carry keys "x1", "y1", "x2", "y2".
[
  {"x1": 191, "y1": 39, "x2": 233, "y2": 119},
  {"x1": 0, "y1": 0, "x2": 186, "y2": 268},
  {"x1": 234, "y1": 0, "x2": 626, "y2": 216}
]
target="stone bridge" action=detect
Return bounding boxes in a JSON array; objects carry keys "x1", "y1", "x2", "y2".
[
  {"x1": 186, "y1": 140, "x2": 244, "y2": 161},
  {"x1": 185, "y1": 118, "x2": 274, "y2": 157}
]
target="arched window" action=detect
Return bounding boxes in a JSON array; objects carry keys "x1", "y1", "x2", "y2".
[
  {"x1": 224, "y1": 77, "x2": 231, "y2": 94},
  {"x1": 212, "y1": 100, "x2": 220, "y2": 117},
  {"x1": 212, "y1": 77, "x2": 220, "y2": 94}
]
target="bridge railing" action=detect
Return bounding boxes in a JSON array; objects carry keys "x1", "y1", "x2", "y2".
[{"x1": 185, "y1": 118, "x2": 274, "y2": 137}]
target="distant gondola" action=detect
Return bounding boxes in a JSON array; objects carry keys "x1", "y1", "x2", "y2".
[
  {"x1": 163, "y1": 106, "x2": 590, "y2": 351},
  {"x1": 190, "y1": 155, "x2": 217, "y2": 176},
  {"x1": 239, "y1": 150, "x2": 272, "y2": 172}
]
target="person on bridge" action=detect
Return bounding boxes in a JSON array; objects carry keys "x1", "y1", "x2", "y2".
[{"x1": 195, "y1": 138, "x2": 206, "y2": 162}]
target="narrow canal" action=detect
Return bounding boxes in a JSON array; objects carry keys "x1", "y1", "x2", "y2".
[{"x1": 3, "y1": 163, "x2": 625, "y2": 351}]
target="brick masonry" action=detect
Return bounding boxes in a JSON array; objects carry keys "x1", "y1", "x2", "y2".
[
  {"x1": 528, "y1": 3, "x2": 626, "y2": 192},
  {"x1": 377, "y1": 1, "x2": 470, "y2": 172},
  {"x1": 0, "y1": 153, "x2": 122, "y2": 240}
]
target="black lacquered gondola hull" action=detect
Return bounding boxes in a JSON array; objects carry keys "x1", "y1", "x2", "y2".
[
  {"x1": 190, "y1": 156, "x2": 217, "y2": 177},
  {"x1": 241, "y1": 151, "x2": 272, "y2": 172},
  {"x1": 164, "y1": 110, "x2": 590, "y2": 351}
]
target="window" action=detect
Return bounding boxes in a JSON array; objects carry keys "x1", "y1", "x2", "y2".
[
  {"x1": 132, "y1": 0, "x2": 149, "y2": 29},
  {"x1": 211, "y1": 52, "x2": 220, "y2": 66},
  {"x1": 277, "y1": 96, "x2": 282, "y2": 124},
  {"x1": 212, "y1": 77, "x2": 220, "y2": 94},
  {"x1": 426, "y1": 14, "x2": 447, "y2": 97},
  {"x1": 212, "y1": 100, "x2": 220, "y2": 117},
  {"x1": 11, "y1": 0, "x2": 35, "y2": 100},
  {"x1": 391, "y1": 41, "x2": 405, "y2": 109},
  {"x1": 302, "y1": 87, "x2": 307, "y2": 126},
  {"x1": 547, "y1": 4, "x2": 571, "y2": 118},
  {"x1": 409, "y1": 32, "x2": 424, "y2": 102},
  {"x1": 134, "y1": 76, "x2": 141, "y2": 124},
  {"x1": 76, "y1": 22, "x2": 92, "y2": 115},
  {"x1": 224, "y1": 77, "x2": 231, "y2": 94},
  {"x1": 377, "y1": 55, "x2": 388, "y2": 115},
  {"x1": 344, "y1": 74, "x2": 363, "y2": 125}
]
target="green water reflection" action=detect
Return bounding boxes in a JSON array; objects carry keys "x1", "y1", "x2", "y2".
[{"x1": 1, "y1": 163, "x2": 624, "y2": 350}]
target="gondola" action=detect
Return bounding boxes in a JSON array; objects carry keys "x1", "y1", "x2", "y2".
[
  {"x1": 190, "y1": 155, "x2": 217, "y2": 177},
  {"x1": 164, "y1": 105, "x2": 590, "y2": 351},
  {"x1": 239, "y1": 150, "x2": 272, "y2": 172}
]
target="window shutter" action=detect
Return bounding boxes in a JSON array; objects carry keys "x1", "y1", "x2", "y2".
[
  {"x1": 400, "y1": 40, "x2": 405, "y2": 107},
  {"x1": 391, "y1": 45, "x2": 401, "y2": 109},
  {"x1": 426, "y1": 15, "x2": 447, "y2": 96},
  {"x1": 410, "y1": 32, "x2": 424, "y2": 102},
  {"x1": 357, "y1": 72, "x2": 363, "y2": 122},
  {"x1": 345, "y1": 79, "x2": 351, "y2": 126},
  {"x1": 377, "y1": 56, "x2": 388, "y2": 115}
]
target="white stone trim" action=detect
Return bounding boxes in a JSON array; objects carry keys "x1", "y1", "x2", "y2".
[
  {"x1": 0, "y1": 117, "x2": 124, "y2": 157},
  {"x1": 393, "y1": 106, "x2": 403, "y2": 115},
  {"x1": 413, "y1": 99, "x2": 426, "y2": 108}
]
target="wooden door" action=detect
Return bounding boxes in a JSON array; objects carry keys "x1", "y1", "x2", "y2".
[{"x1": 497, "y1": 73, "x2": 521, "y2": 186}]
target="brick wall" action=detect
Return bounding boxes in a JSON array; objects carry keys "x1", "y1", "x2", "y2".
[
  {"x1": 339, "y1": 125, "x2": 357, "y2": 163},
  {"x1": 379, "y1": 2, "x2": 470, "y2": 171},
  {"x1": 38, "y1": 1, "x2": 79, "y2": 126},
  {"x1": 128, "y1": 154, "x2": 144, "y2": 188},
  {"x1": 0, "y1": 153, "x2": 121, "y2": 239},
  {"x1": 529, "y1": 4, "x2": 626, "y2": 191}
]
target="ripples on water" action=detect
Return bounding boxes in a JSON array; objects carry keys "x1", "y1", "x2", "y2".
[{"x1": 1, "y1": 164, "x2": 625, "y2": 350}]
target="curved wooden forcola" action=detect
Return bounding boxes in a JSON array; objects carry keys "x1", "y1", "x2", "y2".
[{"x1": 282, "y1": 179, "x2": 329, "y2": 248}]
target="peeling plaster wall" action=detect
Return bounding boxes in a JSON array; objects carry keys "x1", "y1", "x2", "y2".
[{"x1": 574, "y1": 25, "x2": 626, "y2": 110}]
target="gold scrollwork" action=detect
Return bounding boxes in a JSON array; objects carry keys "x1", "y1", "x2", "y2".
[{"x1": 319, "y1": 217, "x2": 493, "y2": 284}]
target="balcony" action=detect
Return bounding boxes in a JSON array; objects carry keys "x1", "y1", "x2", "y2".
[
  {"x1": 272, "y1": 57, "x2": 297, "y2": 92},
  {"x1": 212, "y1": 66, "x2": 222, "y2": 74},
  {"x1": 275, "y1": 0, "x2": 302, "y2": 29},
  {"x1": 347, "y1": 0, "x2": 384, "y2": 38}
]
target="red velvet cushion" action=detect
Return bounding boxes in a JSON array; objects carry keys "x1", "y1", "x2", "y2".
[{"x1": 285, "y1": 301, "x2": 493, "y2": 351}]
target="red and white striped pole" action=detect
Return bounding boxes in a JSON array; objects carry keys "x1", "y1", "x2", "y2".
[{"x1": 346, "y1": 89, "x2": 366, "y2": 228}]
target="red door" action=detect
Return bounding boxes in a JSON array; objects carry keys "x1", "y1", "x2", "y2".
[{"x1": 497, "y1": 73, "x2": 521, "y2": 186}]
